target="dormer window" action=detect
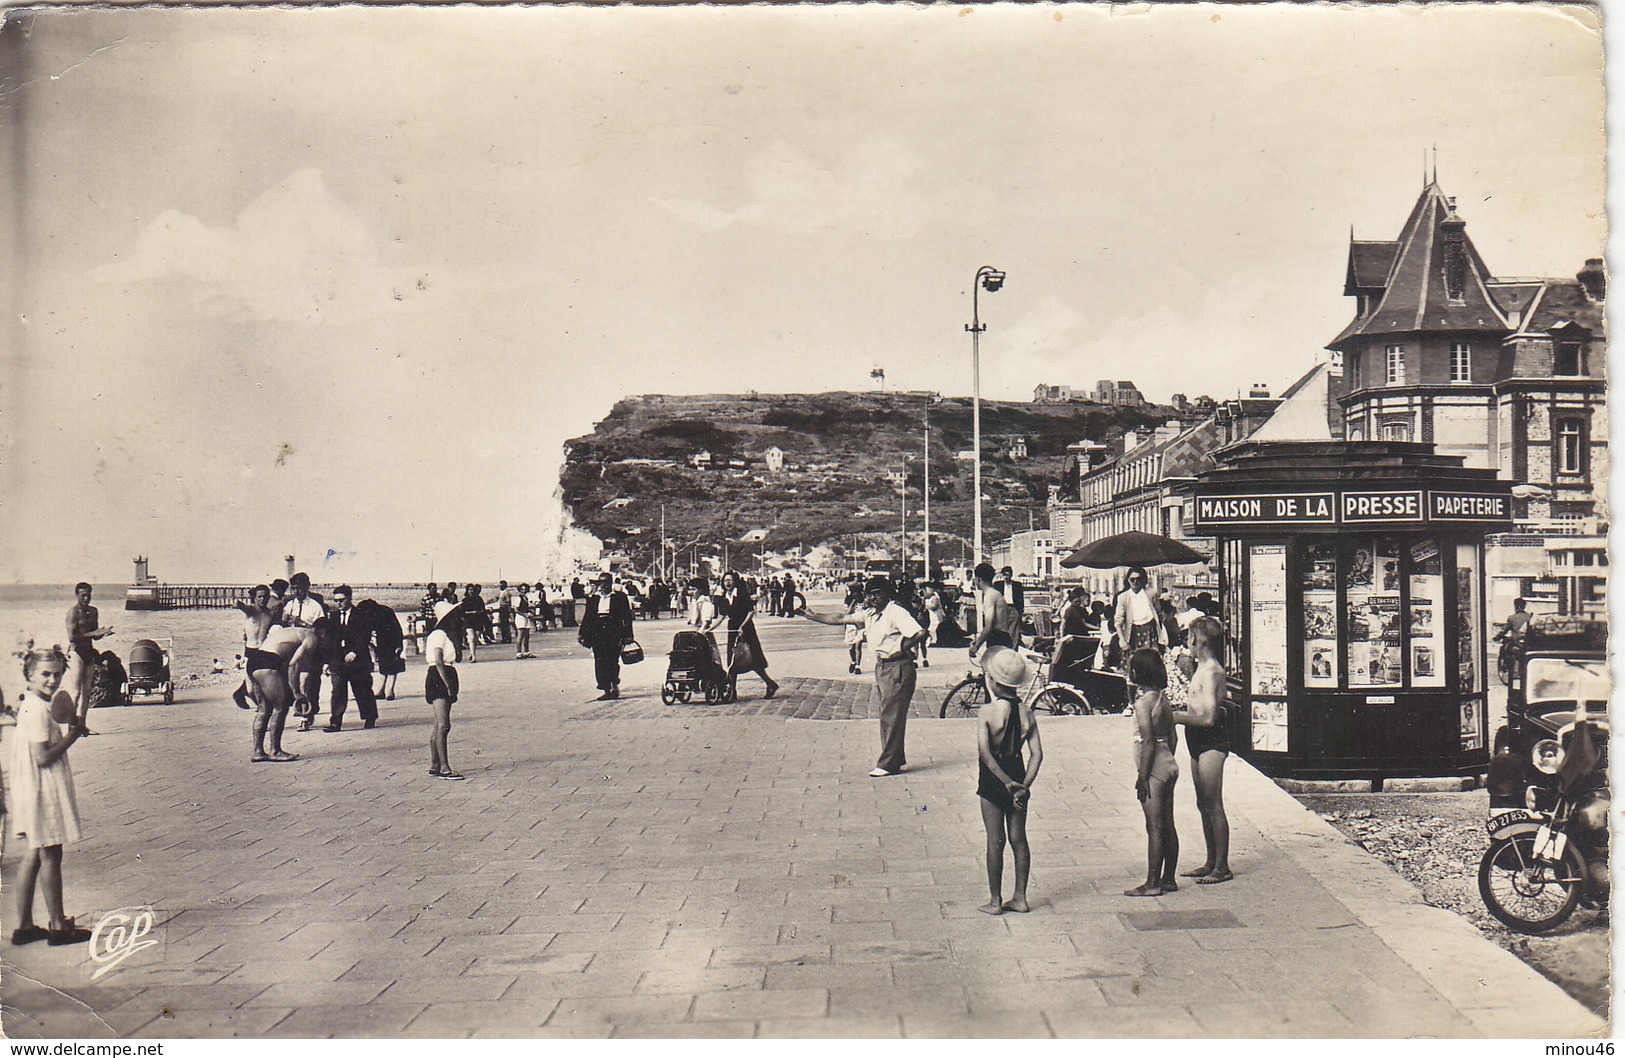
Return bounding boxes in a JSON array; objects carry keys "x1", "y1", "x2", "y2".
[{"x1": 1555, "y1": 340, "x2": 1584, "y2": 376}]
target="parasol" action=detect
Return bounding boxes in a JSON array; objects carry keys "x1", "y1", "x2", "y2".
[{"x1": 1058, "y1": 530, "x2": 1207, "y2": 570}]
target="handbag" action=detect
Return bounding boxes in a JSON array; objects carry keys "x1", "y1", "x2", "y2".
[
  {"x1": 730, "y1": 638, "x2": 758, "y2": 674},
  {"x1": 620, "y1": 640, "x2": 644, "y2": 665}
]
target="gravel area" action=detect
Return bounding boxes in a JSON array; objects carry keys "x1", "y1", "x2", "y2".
[{"x1": 1295, "y1": 790, "x2": 1610, "y2": 1020}]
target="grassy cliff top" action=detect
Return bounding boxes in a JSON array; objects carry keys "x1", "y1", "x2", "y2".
[{"x1": 560, "y1": 391, "x2": 1183, "y2": 569}]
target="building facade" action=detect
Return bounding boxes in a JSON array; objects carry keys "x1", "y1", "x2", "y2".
[
  {"x1": 1327, "y1": 180, "x2": 1608, "y2": 614},
  {"x1": 1093, "y1": 379, "x2": 1147, "y2": 406},
  {"x1": 1038, "y1": 399, "x2": 1280, "y2": 595}
]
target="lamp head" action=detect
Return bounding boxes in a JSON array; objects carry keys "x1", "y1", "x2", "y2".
[{"x1": 980, "y1": 268, "x2": 1006, "y2": 292}]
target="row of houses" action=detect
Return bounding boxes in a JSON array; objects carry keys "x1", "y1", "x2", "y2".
[
  {"x1": 1033, "y1": 379, "x2": 1149, "y2": 406},
  {"x1": 996, "y1": 178, "x2": 1607, "y2": 618}
]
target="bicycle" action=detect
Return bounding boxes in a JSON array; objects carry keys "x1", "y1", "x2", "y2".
[{"x1": 939, "y1": 636, "x2": 1101, "y2": 717}]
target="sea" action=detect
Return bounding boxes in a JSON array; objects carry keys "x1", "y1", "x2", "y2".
[{"x1": 0, "y1": 584, "x2": 416, "y2": 696}]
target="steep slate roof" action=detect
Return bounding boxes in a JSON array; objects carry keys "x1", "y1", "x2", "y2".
[
  {"x1": 1344, "y1": 241, "x2": 1399, "y2": 293},
  {"x1": 1329, "y1": 181, "x2": 1511, "y2": 349},
  {"x1": 1517, "y1": 278, "x2": 1605, "y2": 338}
]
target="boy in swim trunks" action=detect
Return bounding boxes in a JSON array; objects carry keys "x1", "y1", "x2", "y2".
[
  {"x1": 1172, "y1": 616, "x2": 1233, "y2": 884},
  {"x1": 976, "y1": 647, "x2": 1043, "y2": 916}
]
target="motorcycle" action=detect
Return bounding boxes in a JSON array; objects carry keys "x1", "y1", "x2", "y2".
[{"x1": 1479, "y1": 717, "x2": 1609, "y2": 933}]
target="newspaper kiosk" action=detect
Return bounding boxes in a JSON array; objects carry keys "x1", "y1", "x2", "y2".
[{"x1": 1191, "y1": 441, "x2": 1513, "y2": 780}]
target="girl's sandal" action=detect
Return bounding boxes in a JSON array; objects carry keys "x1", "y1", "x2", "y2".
[{"x1": 1123, "y1": 884, "x2": 1164, "y2": 898}]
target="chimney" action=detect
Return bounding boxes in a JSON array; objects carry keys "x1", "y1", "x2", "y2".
[
  {"x1": 1578, "y1": 258, "x2": 1606, "y2": 302},
  {"x1": 1122, "y1": 430, "x2": 1138, "y2": 452},
  {"x1": 1248, "y1": 383, "x2": 1270, "y2": 398}
]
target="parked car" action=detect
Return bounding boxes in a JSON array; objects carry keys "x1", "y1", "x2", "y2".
[{"x1": 1492, "y1": 614, "x2": 1609, "y2": 765}]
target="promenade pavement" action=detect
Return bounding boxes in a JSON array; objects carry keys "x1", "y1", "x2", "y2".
[{"x1": 0, "y1": 604, "x2": 1605, "y2": 1039}]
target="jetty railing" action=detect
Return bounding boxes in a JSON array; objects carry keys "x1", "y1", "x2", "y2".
[{"x1": 134, "y1": 583, "x2": 426, "y2": 611}]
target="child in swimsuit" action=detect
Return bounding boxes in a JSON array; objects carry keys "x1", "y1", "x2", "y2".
[
  {"x1": 975, "y1": 647, "x2": 1044, "y2": 916},
  {"x1": 1126, "y1": 648, "x2": 1179, "y2": 897}
]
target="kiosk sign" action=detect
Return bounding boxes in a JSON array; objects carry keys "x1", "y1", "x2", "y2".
[
  {"x1": 1342, "y1": 490, "x2": 1422, "y2": 523},
  {"x1": 1430, "y1": 491, "x2": 1509, "y2": 521},
  {"x1": 1194, "y1": 492, "x2": 1335, "y2": 525},
  {"x1": 1194, "y1": 487, "x2": 1511, "y2": 529}
]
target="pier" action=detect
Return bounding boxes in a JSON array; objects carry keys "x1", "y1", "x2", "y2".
[{"x1": 126, "y1": 582, "x2": 425, "y2": 611}]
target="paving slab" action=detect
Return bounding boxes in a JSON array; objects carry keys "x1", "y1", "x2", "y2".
[{"x1": 0, "y1": 613, "x2": 1605, "y2": 1038}]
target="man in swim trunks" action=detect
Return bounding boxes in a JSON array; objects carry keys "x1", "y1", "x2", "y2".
[
  {"x1": 968, "y1": 563, "x2": 1020, "y2": 698},
  {"x1": 65, "y1": 582, "x2": 113, "y2": 730},
  {"x1": 1171, "y1": 616, "x2": 1233, "y2": 884},
  {"x1": 969, "y1": 563, "x2": 1019, "y2": 654},
  {"x1": 242, "y1": 623, "x2": 320, "y2": 762},
  {"x1": 233, "y1": 585, "x2": 282, "y2": 711}
]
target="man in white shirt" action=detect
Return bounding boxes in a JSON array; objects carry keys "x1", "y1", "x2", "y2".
[
  {"x1": 279, "y1": 572, "x2": 328, "y2": 723},
  {"x1": 804, "y1": 577, "x2": 925, "y2": 777}
]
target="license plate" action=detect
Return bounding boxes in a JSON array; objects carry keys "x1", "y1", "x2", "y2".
[{"x1": 1487, "y1": 809, "x2": 1533, "y2": 832}]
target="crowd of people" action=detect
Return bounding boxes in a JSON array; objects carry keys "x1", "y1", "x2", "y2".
[
  {"x1": 0, "y1": 564, "x2": 1238, "y2": 953},
  {"x1": 804, "y1": 562, "x2": 1236, "y2": 910}
]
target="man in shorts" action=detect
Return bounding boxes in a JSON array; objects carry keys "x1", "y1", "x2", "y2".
[
  {"x1": 65, "y1": 582, "x2": 113, "y2": 730},
  {"x1": 233, "y1": 585, "x2": 280, "y2": 711},
  {"x1": 1171, "y1": 615, "x2": 1233, "y2": 884},
  {"x1": 243, "y1": 621, "x2": 322, "y2": 762},
  {"x1": 968, "y1": 563, "x2": 1020, "y2": 698}
]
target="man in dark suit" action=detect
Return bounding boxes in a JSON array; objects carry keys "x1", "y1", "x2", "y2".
[
  {"x1": 996, "y1": 566, "x2": 1026, "y2": 620},
  {"x1": 324, "y1": 585, "x2": 379, "y2": 731},
  {"x1": 578, "y1": 572, "x2": 634, "y2": 701}
]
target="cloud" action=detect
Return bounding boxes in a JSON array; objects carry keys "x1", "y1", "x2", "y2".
[
  {"x1": 89, "y1": 169, "x2": 432, "y2": 322},
  {"x1": 1000, "y1": 297, "x2": 1086, "y2": 357},
  {"x1": 657, "y1": 137, "x2": 979, "y2": 241}
]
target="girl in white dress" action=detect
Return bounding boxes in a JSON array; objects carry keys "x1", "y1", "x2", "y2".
[{"x1": 10, "y1": 647, "x2": 91, "y2": 946}]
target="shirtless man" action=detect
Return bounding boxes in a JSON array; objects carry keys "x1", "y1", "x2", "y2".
[
  {"x1": 237, "y1": 595, "x2": 321, "y2": 763},
  {"x1": 968, "y1": 563, "x2": 1020, "y2": 696},
  {"x1": 1171, "y1": 616, "x2": 1233, "y2": 884},
  {"x1": 232, "y1": 585, "x2": 280, "y2": 711},
  {"x1": 65, "y1": 582, "x2": 113, "y2": 729}
]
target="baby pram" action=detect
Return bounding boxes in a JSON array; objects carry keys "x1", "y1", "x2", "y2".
[
  {"x1": 126, "y1": 638, "x2": 174, "y2": 705},
  {"x1": 661, "y1": 630, "x2": 735, "y2": 705}
]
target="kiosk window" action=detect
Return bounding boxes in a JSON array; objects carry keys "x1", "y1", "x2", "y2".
[
  {"x1": 1407, "y1": 539, "x2": 1446, "y2": 688},
  {"x1": 1303, "y1": 542, "x2": 1338, "y2": 689},
  {"x1": 1249, "y1": 545, "x2": 1290, "y2": 753},
  {"x1": 1346, "y1": 537, "x2": 1403, "y2": 687},
  {"x1": 1249, "y1": 544, "x2": 1288, "y2": 697}
]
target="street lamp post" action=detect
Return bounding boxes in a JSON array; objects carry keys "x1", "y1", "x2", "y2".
[
  {"x1": 966, "y1": 265, "x2": 1006, "y2": 565},
  {"x1": 923, "y1": 406, "x2": 931, "y2": 581},
  {"x1": 900, "y1": 461, "x2": 908, "y2": 577}
]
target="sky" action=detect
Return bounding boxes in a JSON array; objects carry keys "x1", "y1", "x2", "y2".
[{"x1": 0, "y1": 2, "x2": 1608, "y2": 584}]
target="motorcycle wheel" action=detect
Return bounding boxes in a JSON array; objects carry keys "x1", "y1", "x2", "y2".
[
  {"x1": 1032, "y1": 686, "x2": 1092, "y2": 715},
  {"x1": 1477, "y1": 830, "x2": 1586, "y2": 933}
]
